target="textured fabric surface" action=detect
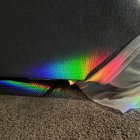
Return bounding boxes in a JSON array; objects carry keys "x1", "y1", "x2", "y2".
[
  {"x1": 1, "y1": 0, "x2": 140, "y2": 80},
  {"x1": 0, "y1": 91, "x2": 140, "y2": 140}
]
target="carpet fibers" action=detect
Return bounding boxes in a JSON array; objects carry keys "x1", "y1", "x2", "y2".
[{"x1": 0, "y1": 88, "x2": 140, "y2": 140}]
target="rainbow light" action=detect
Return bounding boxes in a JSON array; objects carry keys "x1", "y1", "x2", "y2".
[
  {"x1": 86, "y1": 51, "x2": 128, "y2": 84},
  {"x1": 86, "y1": 35, "x2": 140, "y2": 85},
  {"x1": 24, "y1": 48, "x2": 113, "y2": 80},
  {"x1": 85, "y1": 48, "x2": 112, "y2": 75},
  {"x1": 115, "y1": 95, "x2": 140, "y2": 113},
  {"x1": 53, "y1": 88, "x2": 68, "y2": 96},
  {"x1": 0, "y1": 80, "x2": 69, "y2": 96},
  {"x1": 69, "y1": 80, "x2": 76, "y2": 85},
  {"x1": 0, "y1": 80, "x2": 50, "y2": 95},
  {"x1": 133, "y1": 98, "x2": 140, "y2": 109}
]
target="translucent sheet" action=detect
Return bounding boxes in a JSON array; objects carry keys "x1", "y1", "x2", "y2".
[{"x1": 76, "y1": 35, "x2": 140, "y2": 113}]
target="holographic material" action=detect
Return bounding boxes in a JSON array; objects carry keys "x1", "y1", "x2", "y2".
[
  {"x1": 87, "y1": 35, "x2": 140, "y2": 85},
  {"x1": 77, "y1": 35, "x2": 140, "y2": 113},
  {"x1": 86, "y1": 52, "x2": 128, "y2": 84}
]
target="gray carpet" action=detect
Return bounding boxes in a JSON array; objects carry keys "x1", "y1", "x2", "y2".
[{"x1": 0, "y1": 88, "x2": 140, "y2": 140}]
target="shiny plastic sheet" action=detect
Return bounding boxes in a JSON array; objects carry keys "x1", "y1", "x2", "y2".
[{"x1": 76, "y1": 35, "x2": 140, "y2": 113}]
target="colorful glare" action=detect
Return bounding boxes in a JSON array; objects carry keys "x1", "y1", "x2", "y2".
[
  {"x1": 134, "y1": 99, "x2": 140, "y2": 109},
  {"x1": 44, "y1": 56, "x2": 86, "y2": 79},
  {"x1": 123, "y1": 88, "x2": 140, "y2": 111},
  {"x1": 120, "y1": 95, "x2": 140, "y2": 112},
  {"x1": 0, "y1": 80, "x2": 69, "y2": 96},
  {"x1": 87, "y1": 52, "x2": 127, "y2": 84},
  {"x1": 85, "y1": 48, "x2": 112, "y2": 75},
  {"x1": 25, "y1": 49, "x2": 113, "y2": 80},
  {"x1": 68, "y1": 80, "x2": 76, "y2": 85},
  {"x1": 87, "y1": 51, "x2": 128, "y2": 84},
  {"x1": 53, "y1": 88, "x2": 66, "y2": 96},
  {"x1": 0, "y1": 80, "x2": 50, "y2": 95}
]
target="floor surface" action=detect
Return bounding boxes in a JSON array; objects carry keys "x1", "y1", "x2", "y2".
[{"x1": 0, "y1": 87, "x2": 140, "y2": 140}]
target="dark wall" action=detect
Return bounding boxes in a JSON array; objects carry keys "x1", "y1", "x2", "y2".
[{"x1": 0, "y1": 0, "x2": 140, "y2": 80}]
